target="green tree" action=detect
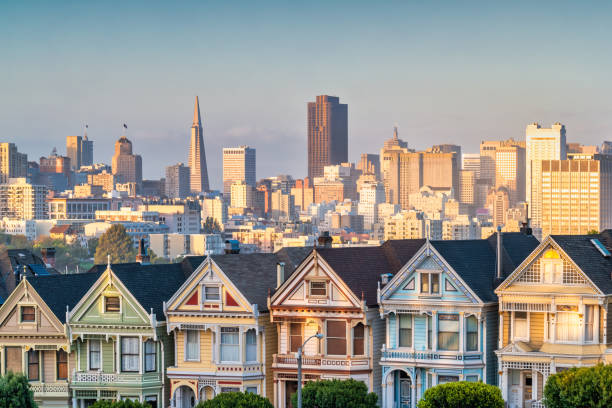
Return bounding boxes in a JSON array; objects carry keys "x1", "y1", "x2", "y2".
[
  {"x1": 89, "y1": 400, "x2": 151, "y2": 408},
  {"x1": 202, "y1": 217, "x2": 221, "y2": 234},
  {"x1": 587, "y1": 229, "x2": 599, "y2": 235},
  {"x1": 32, "y1": 236, "x2": 90, "y2": 273},
  {"x1": 0, "y1": 233, "x2": 32, "y2": 250},
  {"x1": 148, "y1": 248, "x2": 169, "y2": 264},
  {"x1": 88, "y1": 237, "x2": 99, "y2": 257},
  {"x1": 196, "y1": 392, "x2": 272, "y2": 408},
  {"x1": 418, "y1": 381, "x2": 503, "y2": 408},
  {"x1": 292, "y1": 379, "x2": 378, "y2": 408},
  {"x1": 0, "y1": 371, "x2": 37, "y2": 408},
  {"x1": 94, "y1": 224, "x2": 136, "y2": 265},
  {"x1": 544, "y1": 364, "x2": 612, "y2": 408}
]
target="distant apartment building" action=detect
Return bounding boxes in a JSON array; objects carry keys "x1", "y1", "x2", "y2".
[
  {"x1": 307, "y1": 95, "x2": 348, "y2": 179},
  {"x1": 149, "y1": 233, "x2": 224, "y2": 259},
  {"x1": 73, "y1": 184, "x2": 104, "y2": 198},
  {"x1": 380, "y1": 127, "x2": 410, "y2": 204},
  {"x1": 384, "y1": 210, "x2": 442, "y2": 240},
  {"x1": 526, "y1": 122, "x2": 567, "y2": 229},
  {"x1": 540, "y1": 156, "x2": 612, "y2": 236},
  {"x1": 0, "y1": 143, "x2": 27, "y2": 183},
  {"x1": 459, "y1": 169, "x2": 476, "y2": 205},
  {"x1": 165, "y1": 163, "x2": 191, "y2": 199},
  {"x1": 486, "y1": 187, "x2": 510, "y2": 228},
  {"x1": 495, "y1": 143, "x2": 525, "y2": 206},
  {"x1": 222, "y1": 146, "x2": 256, "y2": 199},
  {"x1": 95, "y1": 207, "x2": 159, "y2": 222},
  {"x1": 442, "y1": 215, "x2": 480, "y2": 240},
  {"x1": 230, "y1": 180, "x2": 254, "y2": 209},
  {"x1": 357, "y1": 181, "x2": 386, "y2": 229},
  {"x1": 408, "y1": 186, "x2": 448, "y2": 219},
  {"x1": 87, "y1": 171, "x2": 115, "y2": 191},
  {"x1": 140, "y1": 202, "x2": 201, "y2": 234},
  {"x1": 48, "y1": 197, "x2": 110, "y2": 220},
  {"x1": 290, "y1": 178, "x2": 314, "y2": 213},
  {"x1": 270, "y1": 190, "x2": 294, "y2": 220},
  {"x1": 201, "y1": 196, "x2": 227, "y2": 229},
  {"x1": 0, "y1": 178, "x2": 47, "y2": 220}
]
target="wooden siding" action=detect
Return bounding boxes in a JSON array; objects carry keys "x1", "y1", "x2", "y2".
[
  {"x1": 502, "y1": 311, "x2": 511, "y2": 347},
  {"x1": 175, "y1": 330, "x2": 213, "y2": 370},
  {"x1": 484, "y1": 305, "x2": 498, "y2": 385},
  {"x1": 42, "y1": 350, "x2": 55, "y2": 382},
  {"x1": 102, "y1": 340, "x2": 114, "y2": 373},
  {"x1": 369, "y1": 308, "x2": 384, "y2": 402},
  {"x1": 158, "y1": 326, "x2": 174, "y2": 408},
  {"x1": 261, "y1": 313, "x2": 276, "y2": 404},
  {"x1": 78, "y1": 341, "x2": 86, "y2": 371},
  {"x1": 529, "y1": 313, "x2": 545, "y2": 348},
  {"x1": 606, "y1": 306, "x2": 612, "y2": 345}
]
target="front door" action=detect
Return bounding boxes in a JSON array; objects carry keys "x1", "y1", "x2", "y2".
[
  {"x1": 399, "y1": 372, "x2": 411, "y2": 408},
  {"x1": 523, "y1": 373, "x2": 532, "y2": 408},
  {"x1": 508, "y1": 369, "x2": 521, "y2": 408},
  {"x1": 285, "y1": 381, "x2": 298, "y2": 408}
]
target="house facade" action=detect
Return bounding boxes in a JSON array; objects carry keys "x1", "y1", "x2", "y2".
[
  {"x1": 268, "y1": 241, "x2": 425, "y2": 408},
  {"x1": 495, "y1": 233, "x2": 612, "y2": 408},
  {"x1": 378, "y1": 233, "x2": 538, "y2": 408}
]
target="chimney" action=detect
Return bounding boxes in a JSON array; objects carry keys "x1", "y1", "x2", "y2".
[
  {"x1": 380, "y1": 273, "x2": 392, "y2": 286},
  {"x1": 136, "y1": 238, "x2": 150, "y2": 264},
  {"x1": 276, "y1": 262, "x2": 285, "y2": 289},
  {"x1": 317, "y1": 231, "x2": 332, "y2": 248},
  {"x1": 496, "y1": 226, "x2": 503, "y2": 280},
  {"x1": 41, "y1": 248, "x2": 56, "y2": 268}
]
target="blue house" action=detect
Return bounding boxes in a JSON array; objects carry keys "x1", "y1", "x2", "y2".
[{"x1": 377, "y1": 233, "x2": 538, "y2": 408}]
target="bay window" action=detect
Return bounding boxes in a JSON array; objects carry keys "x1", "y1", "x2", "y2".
[
  {"x1": 89, "y1": 340, "x2": 101, "y2": 370},
  {"x1": 57, "y1": 350, "x2": 68, "y2": 380},
  {"x1": 514, "y1": 312, "x2": 528, "y2": 340},
  {"x1": 289, "y1": 323, "x2": 302, "y2": 353},
  {"x1": 555, "y1": 305, "x2": 580, "y2": 342},
  {"x1": 185, "y1": 330, "x2": 199, "y2": 361},
  {"x1": 145, "y1": 340, "x2": 156, "y2": 372},
  {"x1": 326, "y1": 320, "x2": 347, "y2": 355},
  {"x1": 466, "y1": 315, "x2": 478, "y2": 351},
  {"x1": 399, "y1": 314, "x2": 412, "y2": 348},
  {"x1": 220, "y1": 327, "x2": 240, "y2": 362},
  {"x1": 246, "y1": 329, "x2": 257, "y2": 362},
  {"x1": 585, "y1": 305, "x2": 594, "y2": 342},
  {"x1": 121, "y1": 337, "x2": 139, "y2": 372},
  {"x1": 438, "y1": 314, "x2": 459, "y2": 351}
]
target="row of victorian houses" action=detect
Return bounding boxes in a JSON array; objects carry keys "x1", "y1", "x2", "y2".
[{"x1": 1, "y1": 230, "x2": 612, "y2": 408}]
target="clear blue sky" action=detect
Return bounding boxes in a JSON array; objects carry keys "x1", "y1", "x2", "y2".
[{"x1": 2, "y1": 0, "x2": 612, "y2": 190}]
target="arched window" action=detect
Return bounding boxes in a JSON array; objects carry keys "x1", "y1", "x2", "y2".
[{"x1": 353, "y1": 323, "x2": 364, "y2": 355}]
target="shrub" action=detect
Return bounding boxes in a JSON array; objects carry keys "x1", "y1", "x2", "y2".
[
  {"x1": 0, "y1": 372, "x2": 37, "y2": 408},
  {"x1": 89, "y1": 400, "x2": 151, "y2": 408},
  {"x1": 543, "y1": 364, "x2": 612, "y2": 408},
  {"x1": 417, "y1": 381, "x2": 503, "y2": 408},
  {"x1": 291, "y1": 379, "x2": 378, "y2": 408},
  {"x1": 196, "y1": 391, "x2": 273, "y2": 408}
]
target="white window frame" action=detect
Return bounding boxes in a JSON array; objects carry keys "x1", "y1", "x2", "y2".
[
  {"x1": 465, "y1": 314, "x2": 479, "y2": 352},
  {"x1": 245, "y1": 329, "x2": 257, "y2": 363},
  {"x1": 103, "y1": 296, "x2": 122, "y2": 313},
  {"x1": 511, "y1": 311, "x2": 530, "y2": 342},
  {"x1": 88, "y1": 339, "x2": 102, "y2": 371},
  {"x1": 325, "y1": 319, "x2": 348, "y2": 356},
  {"x1": 308, "y1": 280, "x2": 327, "y2": 298},
  {"x1": 245, "y1": 386, "x2": 258, "y2": 394},
  {"x1": 19, "y1": 304, "x2": 37, "y2": 324},
  {"x1": 397, "y1": 314, "x2": 414, "y2": 349},
  {"x1": 220, "y1": 327, "x2": 240, "y2": 363},
  {"x1": 184, "y1": 330, "x2": 200, "y2": 362},
  {"x1": 419, "y1": 271, "x2": 441, "y2": 296},
  {"x1": 202, "y1": 284, "x2": 221, "y2": 303}
]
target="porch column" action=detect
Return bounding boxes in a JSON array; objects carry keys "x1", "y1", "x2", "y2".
[
  {"x1": 501, "y1": 367, "x2": 508, "y2": 401},
  {"x1": 579, "y1": 303, "x2": 585, "y2": 344},
  {"x1": 411, "y1": 381, "x2": 416, "y2": 408},
  {"x1": 384, "y1": 374, "x2": 394, "y2": 408},
  {"x1": 116, "y1": 335, "x2": 121, "y2": 373},
  {"x1": 498, "y1": 312, "x2": 504, "y2": 348},
  {"x1": 459, "y1": 312, "x2": 464, "y2": 353},
  {"x1": 532, "y1": 369, "x2": 538, "y2": 401},
  {"x1": 594, "y1": 306, "x2": 600, "y2": 343},
  {"x1": 432, "y1": 311, "x2": 438, "y2": 351},
  {"x1": 138, "y1": 335, "x2": 143, "y2": 374}
]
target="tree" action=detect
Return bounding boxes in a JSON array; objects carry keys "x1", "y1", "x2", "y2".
[
  {"x1": 0, "y1": 372, "x2": 37, "y2": 408},
  {"x1": 148, "y1": 248, "x2": 169, "y2": 264},
  {"x1": 32, "y1": 236, "x2": 90, "y2": 273},
  {"x1": 89, "y1": 400, "x2": 151, "y2": 408},
  {"x1": 418, "y1": 381, "x2": 503, "y2": 408},
  {"x1": 202, "y1": 217, "x2": 221, "y2": 234},
  {"x1": 94, "y1": 224, "x2": 136, "y2": 265},
  {"x1": 292, "y1": 379, "x2": 378, "y2": 408},
  {"x1": 88, "y1": 237, "x2": 99, "y2": 257},
  {"x1": 544, "y1": 364, "x2": 612, "y2": 408},
  {"x1": 196, "y1": 392, "x2": 272, "y2": 408},
  {"x1": 587, "y1": 229, "x2": 599, "y2": 235}
]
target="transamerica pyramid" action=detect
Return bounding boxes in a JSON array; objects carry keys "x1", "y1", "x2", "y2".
[{"x1": 188, "y1": 96, "x2": 210, "y2": 193}]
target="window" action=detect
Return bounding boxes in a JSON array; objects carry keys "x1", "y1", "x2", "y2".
[
  {"x1": 246, "y1": 329, "x2": 257, "y2": 362},
  {"x1": 403, "y1": 277, "x2": 415, "y2": 290},
  {"x1": 514, "y1": 312, "x2": 528, "y2": 340},
  {"x1": 220, "y1": 327, "x2": 240, "y2": 362},
  {"x1": 21, "y1": 306, "x2": 35, "y2": 322},
  {"x1": 27, "y1": 350, "x2": 39, "y2": 380},
  {"x1": 399, "y1": 315, "x2": 412, "y2": 348},
  {"x1": 221, "y1": 387, "x2": 240, "y2": 393},
  {"x1": 326, "y1": 320, "x2": 347, "y2": 355},
  {"x1": 57, "y1": 350, "x2": 68, "y2": 380},
  {"x1": 438, "y1": 314, "x2": 459, "y2": 351},
  {"x1": 420, "y1": 273, "x2": 440, "y2": 295},
  {"x1": 466, "y1": 375, "x2": 479, "y2": 382},
  {"x1": 309, "y1": 281, "x2": 327, "y2": 297},
  {"x1": 89, "y1": 340, "x2": 101, "y2": 370},
  {"x1": 105, "y1": 297, "x2": 120, "y2": 312},
  {"x1": 144, "y1": 396, "x2": 157, "y2": 408},
  {"x1": 145, "y1": 341, "x2": 156, "y2": 372},
  {"x1": 204, "y1": 286, "x2": 220, "y2": 301},
  {"x1": 289, "y1": 323, "x2": 302, "y2": 353},
  {"x1": 438, "y1": 375, "x2": 459, "y2": 384},
  {"x1": 353, "y1": 323, "x2": 364, "y2": 355},
  {"x1": 466, "y1": 315, "x2": 478, "y2": 351},
  {"x1": 543, "y1": 259, "x2": 563, "y2": 284},
  {"x1": 185, "y1": 330, "x2": 200, "y2": 361},
  {"x1": 246, "y1": 387, "x2": 258, "y2": 394},
  {"x1": 555, "y1": 305, "x2": 580, "y2": 342},
  {"x1": 121, "y1": 337, "x2": 139, "y2": 372},
  {"x1": 585, "y1": 305, "x2": 594, "y2": 342}
]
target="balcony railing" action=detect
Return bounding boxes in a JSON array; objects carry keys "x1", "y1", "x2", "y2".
[
  {"x1": 30, "y1": 382, "x2": 69, "y2": 395},
  {"x1": 72, "y1": 371, "x2": 162, "y2": 385},
  {"x1": 273, "y1": 354, "x2": 371, "y2": 371},
  {"x1": 215, "y1": 362, "x2": 263, "y2": 375},
  {"x1": 381, "y1": 350, "x2": 483, "y2": 363}
]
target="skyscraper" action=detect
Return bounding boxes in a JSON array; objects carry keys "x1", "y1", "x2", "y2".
[
  {"x1": 307, "y1": 95, "x2": 348, "y2": 180},
  {"x1": 66, "y1": 130, "x2": 94, "y2": 170},
  {"x1": 222, "y1": 146, "x2": 256, "y2": 199},
  {"x1": 165, "y1": 163, "x2": 191, "y2": 199},
  {"x1": 189, "y1": 96, "x2": 210, "y2": 193},
  {"x1": 111, "y1": 135, "x2": 142, "y2": 187},
  {"x1": 0, "y1": 143, "x2": 27, "y2": 183},
  {"x1": 82, "y1": 129, "x2": 94, "y2": 167},
  {"x1": 526, "y1": 122, "x2": 567, "y2": 229},
  {"x1": 380, "y1": 127, "x2": 410, "y2": 204},
  {"x1": 495, "y1": 144, "x2": 525, "y2": 206}
]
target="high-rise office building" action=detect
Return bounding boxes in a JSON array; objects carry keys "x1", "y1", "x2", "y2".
[
  {"x1": 223, "y1": 146, "x2": 256, "y2": 199},
  {"x1": 165, "y1": 163, "x2": 191, "y2": 199},
  {"x1": 230, "y1": 180, "x2": 254, "y2": 209},
  {"x1": 495, "y1": 144, "x2": 525, "y2": 206},
  {"x1": 459, "y1": 170, "x2": 476, "y2": 205},
  {"x1": 67, "y1": 131, "x2": 94, "y2": 171},
  {"x1": 111, "y1": 135, "x2": 143, "y2": 187},
  {"x1": 526, "y1": 122, "x2": 567, "y2": 228},
  {"x1": 462, "y1": 153, "x2": 481, "y2": 179},
  {"x1": 307, "y1": 95, "x2": 348, "y2": 180},
  {"x1": 189, "y1": 96, "x2": 210, "y2": 193},
  {"x1": 540, "y1": 156, "x2": 612, "y2": 236},
  {"x1": 421, "y1": 151, "x2": 459, "y2": 198},
  {"x1": 486, "y1": 187, "x2": 510, "y2": 228},
  {"x1": 380, "y1": 127, "x2": 410, "y2": 204},
  {"x1": 82, "y1": 131, "x2": 94, "y2": 167},
  {"x1": 0, "y1": 143, "x2": 27, "y2": 183},
  {"x1": 357, "y1": 153, "x2": 380, "y2": 179},
  {"x1": 0, "y1": 178, "x2": 47, "y2": 220}
]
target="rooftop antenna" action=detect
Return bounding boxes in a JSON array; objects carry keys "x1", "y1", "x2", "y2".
[
  {"x1": 83, "y1": 123, "x2": 88, "y2": 140},
  {"x1": 393, "y1": 123, "x2": 399, "y2": 140}
]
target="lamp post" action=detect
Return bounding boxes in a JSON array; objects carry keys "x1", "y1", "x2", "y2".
[{"x1": 297, "y1": 333, "x2": 324, "y2": 408}]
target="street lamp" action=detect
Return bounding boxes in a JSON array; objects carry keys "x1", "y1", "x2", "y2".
[{"x1": 297, "y1": 332, "x2": 324, "y2": 408}]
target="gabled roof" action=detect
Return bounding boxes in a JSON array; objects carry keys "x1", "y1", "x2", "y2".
[
  {"x1": 430, "y1": 233, "x2": 539, "y2": 303},
  {"x1": 549, "y1": 232, "x2": 612, "y2": 294}
]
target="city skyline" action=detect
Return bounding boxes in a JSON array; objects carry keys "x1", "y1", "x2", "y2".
[{"x1": 3, "y1": 2, "x2": 612, "y2": 188}]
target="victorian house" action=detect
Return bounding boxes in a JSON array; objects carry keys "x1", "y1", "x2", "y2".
[
  {"x1": 268, "y1": 240, "x2": 425, "y2": 408},
  {"x1": 378, "y1": 232, "x2": 538, "y2": 408},
  {"x1": 495, "y1": 232, "x2": 612, "y2": 408},
  {"x1": 165, "y1": 249, "x2": 309, "y2": 408}
]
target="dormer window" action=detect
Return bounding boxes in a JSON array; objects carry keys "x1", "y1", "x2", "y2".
[
  {"x1": 20, "y1": 306, "x2": 35, "y2": 322},
  {"x1": 204, "y1": 286, "x2": 220, "y2": 301},
  {"x1": 104, "y1": 296, "x2": 120, "y2": 312},
  {"x1": 309, "y1": 281, "x2": 327, "y2": 297},
  {"x1": 420, "y1": 272, "x2": 440, "y2": 295}
]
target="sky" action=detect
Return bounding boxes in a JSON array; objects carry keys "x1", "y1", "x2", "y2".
[{"x1": 2, "y1": 0, "x2": 612, "y2": 190}]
